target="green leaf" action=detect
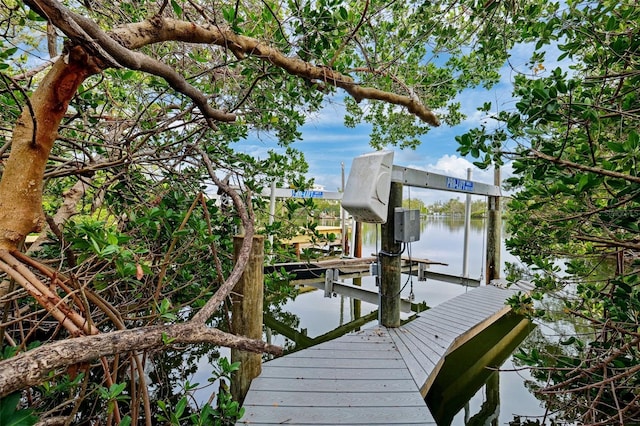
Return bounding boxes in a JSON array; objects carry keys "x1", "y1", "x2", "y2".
[
  {"x1": 175, "y1": 397, "x2": 187, "y2": 418},
  {"x1": 0, "y1": 47, "x2": 18, "y2": 59},
  {"x1": 171, "y1": 0, "x2": 182, "y2": 17},
  {"x1": 222, "y1": 6, "x2": 234, "y2": 23},
  {"x1": 108, "y1": 382, "x2": 127, "y2": 398},
  {"x1": 161, "y1": 332, "x2": 176, "y2": 345},
  {"x1": 607, "y1": 141, "x2": 626, "y2": 153},
  {"x1": 626, "y1": 130, "x2": 639, "y2": 150},
  {"x1": 0, "y1": 393, "x2": 38, "y2": 426},
  {"x1": 532, "y1": 87, "x2": 549, "y2": 100},
  {"x1": 100, "y1": 244, "x2": 120, "y2": 256},
  {"x1": 26, "y1": 10, "x2": 46, "y2": 21}
]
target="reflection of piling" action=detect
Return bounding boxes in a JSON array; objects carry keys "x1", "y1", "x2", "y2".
[
  {"x1": 231, "y1": 235, "x2": 264, "y2": 404},
  {"x1": 380, "y1": 182, "x2": 402, "y2": 327}
]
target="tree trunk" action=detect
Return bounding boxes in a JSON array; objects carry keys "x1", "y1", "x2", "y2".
[{"x1": 0, "y1": 46, "x2": 101, "y2": 250}]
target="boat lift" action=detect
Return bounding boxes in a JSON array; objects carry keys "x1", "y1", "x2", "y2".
[
  {"x1": 264, "y1": 151, "x2": 500, "y2": 311},
  {"x1": 338, "y1": 151, "x2": 501, "y2": 323}
]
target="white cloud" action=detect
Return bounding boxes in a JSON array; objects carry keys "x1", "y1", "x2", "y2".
[{"x1": 428, "y1": 154, "x2": 486, "y2": 180}]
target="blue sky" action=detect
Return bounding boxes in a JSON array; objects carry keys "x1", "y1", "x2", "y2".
[{"x1": 237, "y1": 40, "x2": 571, "y2": 206}]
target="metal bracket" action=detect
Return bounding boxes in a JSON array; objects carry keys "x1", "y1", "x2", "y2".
[
  {"x1": 418, "y1": 263, "x2": 428, "y2": 282},
  {"x1": 324, "y1": 268, "x2": 339, "y2": 297},
  {"x1": 323, "y1": 268, "x2": 411, "y2": 312}
]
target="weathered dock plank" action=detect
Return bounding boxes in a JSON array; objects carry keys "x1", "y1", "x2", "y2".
[
  {"x1": 385, "y1": 328, "x2": 433, "y2": 386},
  {"x1": 389, "y1": 326, "x2": 443, "y2": 368},
  {"x1": 241, "y1": 406, "x2": 432, "y2": 425},
  {"x1": 239, "y1": 327, "x2": 433, "y2": 425},
  {"x1": 382, "y1": 284, "x2": 515, "y2": 394},
  {"x1": 406, "y1": 320, "x2": 461, "y2": 341},
  {"x1": 257, "y1": 366, "x2": 413, "y2": 380},
  {"x1": 239, "y1": 285, "x2": 517, "y2": 425},
  {"x1": 285, "y1": 348, "x2": 401, "y2": 360},
  {"x1": 264, "y1": 356, "x2": 403, "y2": 369},
  {"x1": 244, "y1": 390, "x2": 425, "y2": 407},
  {"x1": 247, "y1": 377, "x2": 418, "y2": 393}
]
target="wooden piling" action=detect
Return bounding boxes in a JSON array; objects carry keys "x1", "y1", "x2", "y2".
[
  {"x1": 380, "y1": 181, "x2": 402, "y2": 327},
  {"x1": 231, "y1": 235, "x2": 264, "y2": 404},
  {"x1": 354, "y1": 221, "x2": 362, "y2": 258},
  {"x1": 486, "y1": 167, "x2": 501, "y2": 284},
  {"x1": 353, "y1": 221, "x2": 362, "y2": 321}
]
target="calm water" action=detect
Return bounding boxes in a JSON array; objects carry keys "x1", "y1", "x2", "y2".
[{"x1": 267, "y1": 217, "x2": 546, "y2": 425}]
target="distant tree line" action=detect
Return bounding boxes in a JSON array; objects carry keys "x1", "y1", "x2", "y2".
[{"x1": 421, "y1": 198, "x2": 488, "y2": 218}]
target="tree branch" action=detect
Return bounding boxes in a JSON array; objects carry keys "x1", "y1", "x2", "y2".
[
  {"x1": 27, "y1": 1, "x2": 441, "y2": 126},
  {"x1": 530, "y1": 150, "x2": 640, "y2": 185},
  {"x1": 191, "y1": 147, "x2": 254, "y2": 324},
  {"x1": 108, "y1": 15, "x2": 441, "y2": 126},
  {"x1": 23, "y1": 0, "x2": 119, "y2": 68},
  {"x1": 574, "y1": 235, "x2": 640, "y2": 251},
  {"x1": 0, "y1": 322, "x2": 282, "y2": 398},
  {"x1": 28, "y1": 0, "x2": 235, "y2": 125}
]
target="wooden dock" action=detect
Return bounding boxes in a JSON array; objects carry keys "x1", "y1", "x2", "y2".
[{"x1": 239, "y1": 285, "x2": 519, "y2": 425}]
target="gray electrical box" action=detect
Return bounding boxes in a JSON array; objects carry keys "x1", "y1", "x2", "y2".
[{"x1": 394, "y1": 208, "x2": 421, "y2": 243}]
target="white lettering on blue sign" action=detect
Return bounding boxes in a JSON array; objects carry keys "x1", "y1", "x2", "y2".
[
  {"x1": 291, "y1": 190, "x2": 324, "y2": 198},
  {"x1": 445, "y1": 177, "x2": 474, "y2": 192}
]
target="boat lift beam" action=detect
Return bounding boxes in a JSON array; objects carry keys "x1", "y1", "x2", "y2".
[
  {"x1": 413, "y1": 264, "x2": 481, "y2": 287},
  {"x1": 391, "y1": 166, "x2": 501, "y2": 197},
  {"x1": 308, "y1": 269, "x2": 413, "y2": 313}
]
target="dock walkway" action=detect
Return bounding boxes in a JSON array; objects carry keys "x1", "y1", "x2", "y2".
[{"x1": 239, "y1": 285, "x2": 518, "y2": 425}]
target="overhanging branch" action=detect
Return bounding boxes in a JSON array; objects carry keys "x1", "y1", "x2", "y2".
[
  {"x1": 530, "y1": 150, "x2": 640, "y2": 185},
  {"x1": 0, "y1": 322, "x2": 282, "y2": 398},
  {"x1": 27, "y1": 0, "x2": 440, "y2": 127}
]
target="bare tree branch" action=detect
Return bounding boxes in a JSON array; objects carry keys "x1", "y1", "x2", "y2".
[
  {"x1": 191, "y1": 147, "x2": 254, "y2": 324},
  {"x1": 0, "y1": 322, "x2": 282, "y2": 398}
]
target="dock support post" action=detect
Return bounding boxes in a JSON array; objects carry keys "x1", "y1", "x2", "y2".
[
  {"x1": 380, "y1": 181, "x2": 402, "y2": 327},
  {"x1": 462, "y1": 168, "x2": 472, "y2": 280},
  {"x1": 486, "y1": 167, "x2": 501, "y2": 284},
  {"x1": 341, "y1": 162, "x2": 349, "y2": 255},
  {"x1": 267, "y1": 181, "x2": 276, "y2": 260},
  {"x1": 354, "y1": 221, "x2": 362, "y2": 258},
  {"x1": 231, "y1": 235, "x2": 264, "y2": 404}
]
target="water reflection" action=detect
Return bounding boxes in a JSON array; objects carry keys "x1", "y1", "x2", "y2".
[{"x1": 427, "y1": 313, "x2": 534, "y2": 425}]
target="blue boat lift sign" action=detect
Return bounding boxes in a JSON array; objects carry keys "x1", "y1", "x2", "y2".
[
  {"x1": 290, "y1": 189, "x2": 325, "y2": 198},
  {"x1": 267, "y1": 187, "x2": 343, "y2": 200},
  {"x1": 445, "y1": 176, "x2": 474, "y2": 192}
]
